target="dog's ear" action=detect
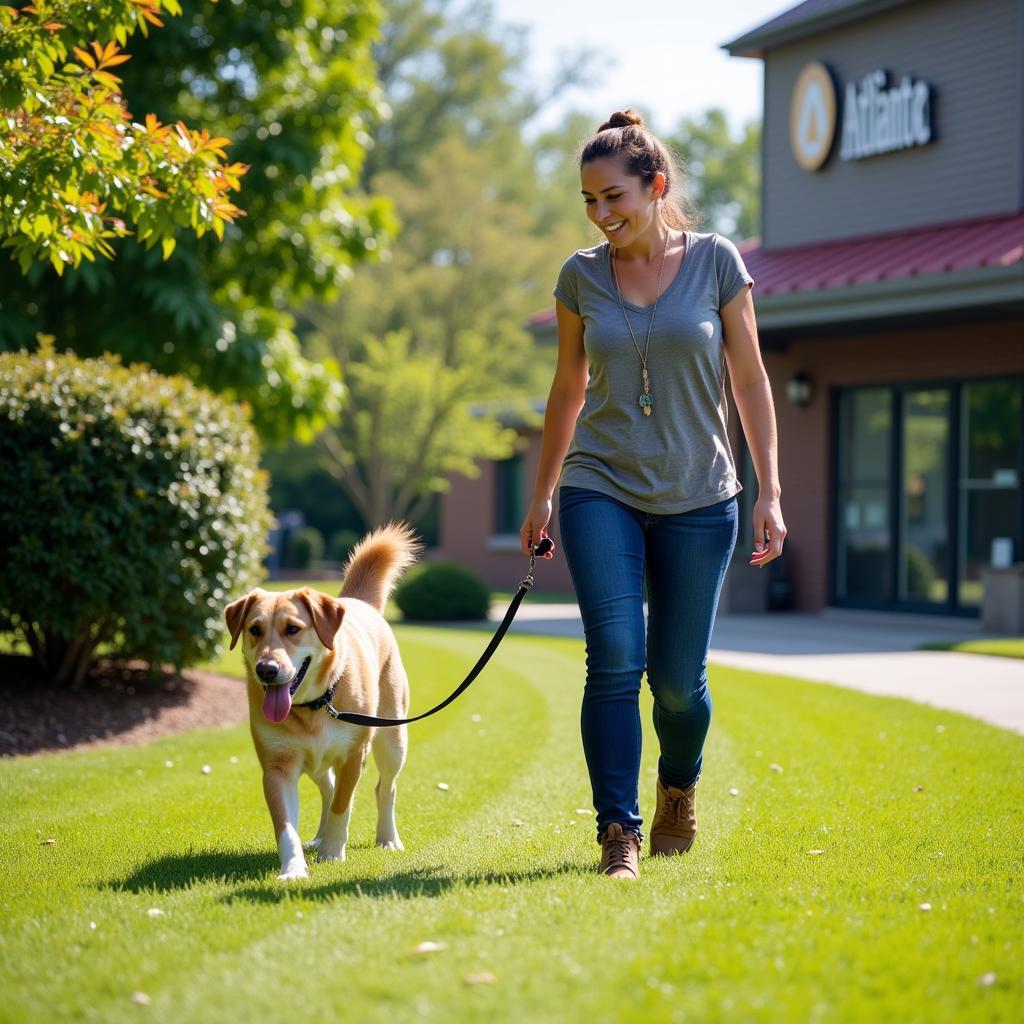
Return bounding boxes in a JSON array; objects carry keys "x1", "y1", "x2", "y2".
[
  {"x1": 225, "y1": 592, "x2": 260, "y2": 651},
  {"x1": 295, "y1": 589, "x2": 345, "y2": 650}
]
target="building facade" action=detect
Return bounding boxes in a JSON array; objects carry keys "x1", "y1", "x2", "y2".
[{"x1": 439, "y1": 0, "x2": 1024, "y2": 617}]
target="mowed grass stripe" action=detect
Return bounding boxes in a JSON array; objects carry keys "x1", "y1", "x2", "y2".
[
  {"x1": 1, "y1": 633, "x2": 1021, "y2": 1024},
  {"x1": 0, "y1": 628, "x2": 557, "y2": 1020}
]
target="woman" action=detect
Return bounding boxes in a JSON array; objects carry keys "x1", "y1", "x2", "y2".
[{"x1": 520, "y1": 109, "x2": 786, "y2": 879}]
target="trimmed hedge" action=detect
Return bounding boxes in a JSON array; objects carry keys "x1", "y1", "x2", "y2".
[
  {"x1": 394, "y1": 561, "x2": 491, "y2": 621},
  {"x1": 285, "y1": 526, "x2": 325, "y2": 570},
  {"x1": 0, "y1": 344, "x2": 273, "y2": 686},
  {"x1": 327, "y1": 528, "x2": 360, "y2": 567}
]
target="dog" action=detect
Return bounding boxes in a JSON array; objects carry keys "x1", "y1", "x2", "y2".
[{"x1": 224, "y1": 522, "x2": 421, "y2": 880}]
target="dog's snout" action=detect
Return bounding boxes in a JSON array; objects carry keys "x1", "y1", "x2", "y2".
[{"x1": 255, "y1": 659, "x2": 281, "y2": 683}]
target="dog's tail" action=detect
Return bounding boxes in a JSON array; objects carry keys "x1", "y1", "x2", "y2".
[{"x1": 339, "y1": 522, "x2": 423, "y2": 613}]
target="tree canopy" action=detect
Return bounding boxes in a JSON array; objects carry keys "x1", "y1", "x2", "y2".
[
  {"x1": 0, "y1": 0, "x2": 394, "y2": 443},
  {"x1": 304, "y1": 0, "x2": 592, "y2": 527},
  {"x1": 0, "y1": 0, "x2": 248, "y2": 273}
]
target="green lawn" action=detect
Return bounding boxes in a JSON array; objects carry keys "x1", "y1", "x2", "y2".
[
  {"x1": 919, "y1": 638, "x2": 1024, "y2": 660},
  {"x1": 2, "y1": 629, "x2": 1022, "y2": 1023}
]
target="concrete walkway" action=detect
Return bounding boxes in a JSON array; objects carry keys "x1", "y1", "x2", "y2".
[{"x1": 489, "y1": 602, "x2": 1024, "y2": 735}]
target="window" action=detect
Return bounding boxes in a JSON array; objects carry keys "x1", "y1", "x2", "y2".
[
  {"x1": 833, "y1": 376, "x2": 1024, "y2": 613},
  {"x1": 494, "y1": 456, "x2": 524, "y2": 536}
]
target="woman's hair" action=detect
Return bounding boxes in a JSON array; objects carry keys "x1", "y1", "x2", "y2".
[{"x1": 579, "y1": 109, "x2": 697, "y2": 231}]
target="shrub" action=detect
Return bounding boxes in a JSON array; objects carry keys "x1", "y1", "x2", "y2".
[
  {"x1": 394, "y1": 562, "x2": 491, "y2": 621},
  {"x1": 285, "y1": 526, "x2": 325, "y2": 570},
  {"x1": 905, "y1": 544, "x2": 938, "y2": 599},
  {"x1": 327, "y1": 529, "x2": 360, "y2": 567},
  {"x1": 0, "y1": 344, "x2": 273, "y2": 687}
]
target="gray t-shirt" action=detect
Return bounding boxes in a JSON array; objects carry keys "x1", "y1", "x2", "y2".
[{"x1": 553, "y1": 231, "x2": 753, "y2": 514}]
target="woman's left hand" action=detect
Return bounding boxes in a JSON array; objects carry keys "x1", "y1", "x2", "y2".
[{"x1": 750, "y1": 496, "x2": 786, "y2": 568}]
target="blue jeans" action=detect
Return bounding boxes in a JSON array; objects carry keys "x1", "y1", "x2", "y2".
[{"x1": 557, "y1": 486, "x2": 738, "y2": 837}]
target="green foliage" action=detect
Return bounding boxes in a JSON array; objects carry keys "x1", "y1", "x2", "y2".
[
  {"x1": 0, "y1": 0, "x2": 247, "y2": 272},
  {"x1": 285, "y1": 526, "x2": 325, "y2": 570},
  {"x1": 327, "y1": 528, "x2": 360, "y2": 566},
  {"x1": 306, "y1": 1, "x2": 594, "y2": 526},
  {"x1": 669, "y1": 108, "x2": 761, "y2": 240},
  {"x1": 905, "y1": 544, "x2": 938, "y2": 599},
  {"x1": 394, "y1": 561, "x2": 490, "y2": 620},
  {"x1": 0, "y1": 0, "x2": 395, "y2": 444},
  {"x1": 0, "y1": 342, "x2": 272, "y2": 686},
  {"x1": 316, "y1": 328, "x2": 522, "y2": 527}
]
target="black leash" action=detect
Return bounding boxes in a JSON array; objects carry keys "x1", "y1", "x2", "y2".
[{"x1": 293, "y1": 539, "x2": 553, "y2": 728}]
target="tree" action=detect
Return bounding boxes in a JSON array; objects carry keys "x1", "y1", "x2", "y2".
[
  {"x1": 316, "y1": 329, "x2": 519, "y2": 527},
  {"x1": 670, "y1": 108, "x2": 761, "y2": 240},
  {"x1": 296, "y1": 0, "x2": 593, "y2": 527},
  {"x1": 0, "y1": 0, "x2": 394, "y2": 444},
  {"x1": 0, "y1": 0, "x2": 247, "y2": 273}
]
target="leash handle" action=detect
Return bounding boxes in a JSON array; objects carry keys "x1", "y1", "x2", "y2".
[{"x1": 323, "y1": 543, "x2": 549, "y2": 728}]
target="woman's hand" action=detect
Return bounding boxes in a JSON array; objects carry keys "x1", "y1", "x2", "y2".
[
  {"x1": 520, "y1": 496, "x2": 556, "y2": 558},
  {"x1": 749, "y1": 495, "x2": 786, "y2": 568}
]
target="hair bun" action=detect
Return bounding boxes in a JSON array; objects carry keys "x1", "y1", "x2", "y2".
[{"x1": 598, "y1": 108, "x2": 645, "y2": 133}]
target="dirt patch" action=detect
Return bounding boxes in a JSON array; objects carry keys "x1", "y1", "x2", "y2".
[{"x1": 0, "y1": 654, "x2": 248, "y2": 758}]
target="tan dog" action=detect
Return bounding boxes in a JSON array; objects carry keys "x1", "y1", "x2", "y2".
[{"x1": 224, "y1": 523, "x2": 421, "y2": 881}]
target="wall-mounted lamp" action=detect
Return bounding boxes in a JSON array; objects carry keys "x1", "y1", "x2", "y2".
[{"x1": 786, "y1": 372, "x2": 813, "y2": 408}]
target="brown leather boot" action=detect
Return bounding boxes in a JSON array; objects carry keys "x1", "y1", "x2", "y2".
[
  {"x1": 649, "y1": 777, "x2": 697, "y2": 856},
  {"x1": 598, "y1": 823, "x2": 641, "y2": 879}
]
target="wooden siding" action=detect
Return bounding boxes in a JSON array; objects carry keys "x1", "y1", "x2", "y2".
[{"x1": 761, "y1": 0, "x2": 1023, "y2": 247}]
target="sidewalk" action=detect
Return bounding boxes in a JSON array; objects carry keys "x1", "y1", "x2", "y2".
[{"x1": 489, "y1": 602, "x2": 1024, "y2": 734}]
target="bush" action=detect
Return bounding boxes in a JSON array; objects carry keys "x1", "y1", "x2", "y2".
[
  {"x1": 394, "y1": 562, "x2": 491, "y2": 621},
  {"x1": 0, "y1": 344, "x2": 273, "y2": 687},
  {"x1": 327, "y1": 529, "x2": 360, "y2": 567},
  {"x1": 285, "y1": 526, "x2": 325, "y2": 570}
]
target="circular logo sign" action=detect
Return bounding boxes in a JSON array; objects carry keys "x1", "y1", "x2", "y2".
[{"x1": 790, "y1": 62, "x2": 837, "y2": 171}]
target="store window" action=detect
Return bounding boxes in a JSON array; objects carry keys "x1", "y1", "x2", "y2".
[
  {"x1": 836, "y1": 388, "x2": 892, "y2": 603},
  {"x1": 834, "y1": 377, "x2": 1024, "y2": 614},
  {"x1": 958, "y1": 380, "x2": 1022, "y2": 606},
  {"x1": 494, "y1": 455, "x2": 524, "y2": 536}
]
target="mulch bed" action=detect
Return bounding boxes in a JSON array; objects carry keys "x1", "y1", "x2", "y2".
[{"x1": 0, "y1": 654, "x2": 248, "y2": 758}]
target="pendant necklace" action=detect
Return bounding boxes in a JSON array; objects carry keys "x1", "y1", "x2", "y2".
[{"x1": 610, "y1": 230, "x2": 669, "y2": 417}]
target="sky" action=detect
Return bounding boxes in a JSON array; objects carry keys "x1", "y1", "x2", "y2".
[{"x1": 490, "y1": 0, "x2": 796, "y2": 136}]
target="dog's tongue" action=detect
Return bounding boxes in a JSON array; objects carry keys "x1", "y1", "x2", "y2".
[{"x1": 262, "y1": 685, "x2": 292, "y2": 723}]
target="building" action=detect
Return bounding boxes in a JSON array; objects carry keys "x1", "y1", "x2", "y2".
[{"x1": 438, "y1": 0, "x2": 1024, "y2": 618}]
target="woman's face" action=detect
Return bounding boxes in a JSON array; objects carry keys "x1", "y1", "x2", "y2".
[{"x1": 580, "y1": 156, "x2": 663, "y2": 249}]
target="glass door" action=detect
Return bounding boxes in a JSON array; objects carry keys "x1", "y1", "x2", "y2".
[
  {"x1": 899, "y1": 389, "x2": 951, "y2": 606},
  {"x1": 835, "y1": 388, "x2": 893, "y2": 602},
  {"x1": 834, "y1": 377, "x2": 1024, "y2": 614},
  {"x1": 958, "y1": 380, "x2": 1022, "y2": 607}
]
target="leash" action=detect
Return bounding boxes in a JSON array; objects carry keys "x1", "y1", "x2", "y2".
[{"x1": 292, "y1": 538, "x2": 553, "y2": 728}]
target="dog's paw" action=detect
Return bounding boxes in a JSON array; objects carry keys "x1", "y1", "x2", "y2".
[
  {"x1": 304, "y1": 837, "x2": 322, "y2": 852},
  {"x1": 376, "y1": 837, "x2": 404, "y2": 852},
  {"x1": 278, "y1": 863, "x2": 308, "y2": 882},
  {"x1": 317, "y1": 846, "x2": 346, "y2": 863}
]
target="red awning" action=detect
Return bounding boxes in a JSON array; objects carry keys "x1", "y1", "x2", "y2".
[
  {"x1": 526, "y1": 212, "x2": 1024, "y2": 330},
  {"x1": 740, "y1": 212, "x2": 1024, "y2": 296}
]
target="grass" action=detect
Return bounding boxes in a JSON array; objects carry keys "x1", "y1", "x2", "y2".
[
  {"x1": 919, "y1": 638, "x2": 1024, "y2": 659},
  {"x1": 2, "y1": 629, "x2": 1023, "y2": 1023}
]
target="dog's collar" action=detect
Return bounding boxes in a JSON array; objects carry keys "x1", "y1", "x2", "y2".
[{"x1": 293, "y1": 680, "x2": 337, "y2": 714}]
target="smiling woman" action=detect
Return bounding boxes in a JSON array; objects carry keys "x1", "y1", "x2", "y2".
[{"x1": 520, "y1": 108, "x2": 785, "y2": 879}]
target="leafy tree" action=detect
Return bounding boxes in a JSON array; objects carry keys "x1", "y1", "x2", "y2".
[
  {"x1": 296, "y1": 0, "x2": 593, "y2": 527},
  {"x1": 0, "y1": 0, "x2": 394, "y2": 443},
  {"x1": 315, "y1": 328, "x2": 519, "y2": 527},
  {"x1": 670, "y1": 108, "x2": 761, "y2": 240},
  {"x1": 0, "y1": 0, "x2": 247, "y2": 273},
  {"x1": 363, "y1": 0, "x2": 594, "y2": 187}
]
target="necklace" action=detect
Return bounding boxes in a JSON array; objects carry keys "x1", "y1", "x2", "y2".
[{"x1": 610, "y1": 231, "x2": 669, "y2": 417}]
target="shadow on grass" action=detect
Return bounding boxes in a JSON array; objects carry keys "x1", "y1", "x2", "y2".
[
  {"x1": 224, "y1": 859, "x2": 590, "y2": 904},
  {"x1": 106, "y1": 848, "x2": 281, "y2": 892},
  {"x1": 106, "y1": 847, "x2": 587, "y2": 901}
]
